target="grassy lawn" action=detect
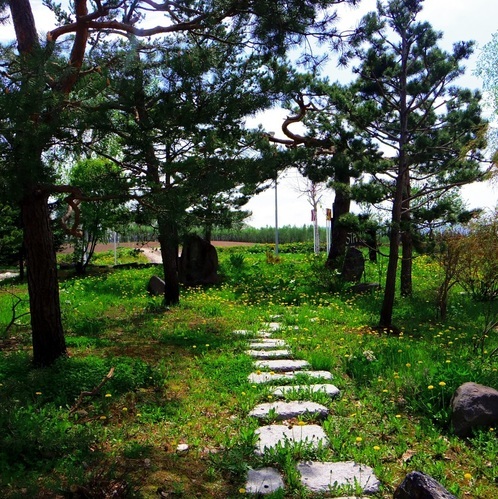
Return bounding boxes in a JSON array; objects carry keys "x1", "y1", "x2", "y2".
[{"x1": 0, "y1": 245, "x2": 497, "y2": 498}]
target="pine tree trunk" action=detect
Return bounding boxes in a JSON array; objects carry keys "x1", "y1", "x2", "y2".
[
  {"x1": 158, "y1": 218, "x2": 180, "y2": 305},
  {"x1": 400, "y1": 180, "x2": 412, "y2": 296},
  {"x1": 22, "y1": 190, "x2": 67, "y2": 366},
  {"x1": 379, "y1": 222, "x2": 400, "y2": 328},
  {"x1": 326, "y1": 168, "x2": 350, "y2": 268},
  {"x1": 400, "y1": 229, "x2": 413, "y2": 297}
]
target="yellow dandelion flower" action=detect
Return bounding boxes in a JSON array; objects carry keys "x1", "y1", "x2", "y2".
[
  {"x1": 428, "y1": 385, "x2": 434, "y2": 390},
  {"x1": 239, "y1": 488, "x2": 246, "y2": 494},
  {"x1": 464, "y1": 473, "x2": 472, "y2": 480},
  {"x1": 35, "y1": 391, "x2": 42, "y2": 395},
  {"x1": 373, "y1": 445, "x2": 381, "y2": 451},
  {"x1": 105, "y1": 393, "x2": 112, "y2": 398},
  {"x1": 355, "y1": 437, "x2": 363, "y2": 442},
  {"x1": 439, "y1": 381, "x2": 446, "y2": 387}
]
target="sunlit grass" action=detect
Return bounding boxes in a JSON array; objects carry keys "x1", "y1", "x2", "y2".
[{"x1": 0, "y1": 244, "x2": 496, "y2": 497}]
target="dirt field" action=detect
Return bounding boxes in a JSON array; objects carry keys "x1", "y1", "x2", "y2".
[{"x1": 59, "y1": 240, "x2": 256, "y2": 254}]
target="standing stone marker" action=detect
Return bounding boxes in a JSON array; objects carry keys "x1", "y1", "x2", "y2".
[
  {"x1": 341, "y1": 246, "x2": 365, "y2": 282},
  {"x1": 147, "y1": 275, "x2": 165, "y2": 296}
]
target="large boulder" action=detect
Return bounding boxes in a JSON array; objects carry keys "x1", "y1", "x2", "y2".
[
  {"x1": 450, "y1": 382, "x2": 498, "y2": 437},
  {"x1": 393, "y1": 471, "x2": 456, "y2": 499},
  {"x1": 179, "y1": 235, "x2": 219, "y2": 286}
]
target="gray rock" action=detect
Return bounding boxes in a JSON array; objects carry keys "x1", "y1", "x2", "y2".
[
  {"x1": 249, "y1": 339, "x2": 286, "y2": 349},
  {"x1": 147, "y1": 275, "x2": 165, "y2": 296},
  {"x1": 246, "y1": 349, "x2": 291, "y2": 359},
  {"x1": 245, "y1": 468, "x2": 284, "y2": 495},
  {"x1": 254, "y1": 359, "x2": 310, "y2": 372},
  {"x1": 248, "y1": 401, "x2": 329, "y2": 421},
  {"x1": 248, "y1": 370, "x2": 333, "y2": 384},
  {"x1": 393, "y1": 471, "x2": 456, "y2": 499},
  {"x1": 450, "y1": 382, "x2": 498, "y2": 437},
  {"x1": 297, "y1": 461, "x2": 380, "y2": 495},
  {"x1": 272, "y1": 384, "x2": 340, "y2": 399},
  {"x1": 255, "y1": 424, "x2": 328, "y2": 455}
]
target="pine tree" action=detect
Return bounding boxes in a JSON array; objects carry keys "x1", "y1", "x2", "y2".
[{"x1": 341, "y1": 0, "x2": 487, "y2": 327}]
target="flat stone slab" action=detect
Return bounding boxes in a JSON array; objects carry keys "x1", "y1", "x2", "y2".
[
  {"x1": 249, "y1": 401, "x2": 329, "y2": 421},
  {"x1": 272, "y1": 384, "x2": 341, "y2": 399},
  {"x1": 262, "y1": 322, "x2": 282, "y2": 331},
  {"x1": 245, "y1": 467, "x2": 284, "y2": 495},
  {"x1": 297, "y1": 461, "x2": 380, "y2": 495},
  {"x1": 246, "y1": 349, "x2": 291, "y2": 359},
  {"x1": 255, "y1": 424, "x2": 328, "y2": 456},
  {"x1": 249, "y1": 339, "x2": 286, "y2": 349},
  {"x1": 254, "y1": 359, "x2": 310, "y2": 372},
  {"x1": 248, "y1": 370, "x2": 333, "y2": 384},
  {"x1": 256, "y1": 331, "x2": 274, "y2": 338},
  {"x1": 233, "y1": 330, "x2": 273, "y2": 338},
  {"x1": 233, "y1": 329, "x2": 251, "y2": 335}
]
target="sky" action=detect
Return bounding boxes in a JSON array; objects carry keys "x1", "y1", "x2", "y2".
[{"x1": 2, "y1": 1, "x2": 497, "y2": 228}]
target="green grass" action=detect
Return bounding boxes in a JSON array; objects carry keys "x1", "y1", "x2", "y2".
[{"x1": 0, "y1": 244, "x2": 497, "y2": 497}]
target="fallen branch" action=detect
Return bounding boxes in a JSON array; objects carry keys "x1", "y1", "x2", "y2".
[
  {"x1": 69, "y1": 367, "x2": 115, "y2": 414},
  {"x1": 3, "y1": 291, "x2": 30, "y2": 336}
]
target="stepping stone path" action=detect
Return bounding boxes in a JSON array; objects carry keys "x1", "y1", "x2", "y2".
[{"x1": 236, "y1": 321, "x2": 380, "y2": 496}]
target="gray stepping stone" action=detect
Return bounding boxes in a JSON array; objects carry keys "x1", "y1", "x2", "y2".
[
  {"x1": 272, "y1": 384, "x2": 341, "y2": 399},
  {"x1": 297, "y1": 461, "x2": 380, "y2": 495},
  {"x1": 249, "y1": 401, "x2": 329, "y2": 421},
  {"x1": 249, "y1": 339, "x2": 286, "y2": 349},
  {"x1": 233, "y1": 329, "x2": 251, "y2": 335},
  {"x1": 256, "y1": 331, "x2": 274, "y2": 338},
  {"x1": 233, "y1": 330, "x2": 272, "y2": 338},
  {"x1": 254, "y1": 359, "x2": 310, "y2": 372},
  {"x1": 245, "y1": 467, "x2": 284, "y2": 495},
  {"x1": 248, "y1": 370, "x2": 333, "y2": 384},
  {"x1": 262, "y1": 322, "x2": 282, "y2": 331},
  {"x1": 246, "y1": 349, "x2": 291, "y2": 359},
  {"x1": 255, "y1": 424, "x2": 328, "y2": 455}
]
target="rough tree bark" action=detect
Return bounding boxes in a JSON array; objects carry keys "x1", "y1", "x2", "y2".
[
  {"x1": 22, "y1": 189, "x2": 67, "y2": 366},
  {"x1": 326, "y1": 166, "x2": 351, "y2": 268},
  {"x1": 400, "y1": 179, "x2": 413, "y2": 297}
]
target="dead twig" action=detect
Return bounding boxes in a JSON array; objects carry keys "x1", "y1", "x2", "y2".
[{"x1": 69, "y1": 367, "x2": 115, "y2": 414}]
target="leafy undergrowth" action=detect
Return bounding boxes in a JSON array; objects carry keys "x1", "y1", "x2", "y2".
[{"x1": 0, "y1": 244, "x2": 497, "y2": 497}]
